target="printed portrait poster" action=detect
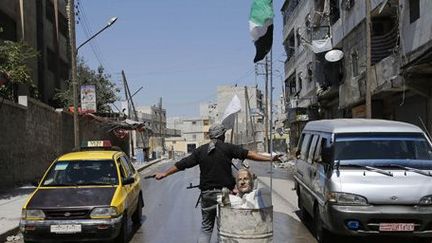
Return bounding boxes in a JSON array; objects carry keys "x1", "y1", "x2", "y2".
[{"x1": 80, "y1": 85, "x2": 96, "y2": 113}]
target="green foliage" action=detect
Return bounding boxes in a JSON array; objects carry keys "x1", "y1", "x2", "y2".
[
  {"x1": 0, "y1": 40, "x2": 38, "y2": 100},
  {"x1": 55, "y1": 58, "x2": 120, "y2": 113}
]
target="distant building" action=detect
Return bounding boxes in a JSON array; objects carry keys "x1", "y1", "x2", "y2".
[
  {"x1": 135, "y1": 104, "x2": 180, "y2": 160},
  {"x1": 216, "y1": 85, "x2": 265, "y2": 151},
  {"x1": 0, "y1": 0, "x2": 70, "y2": 106},
  {"x1": 166, "y1": 117, "x2": 211, "y2": 154}
]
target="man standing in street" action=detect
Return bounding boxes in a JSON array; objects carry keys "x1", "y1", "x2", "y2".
[{"x1": 154, "y1": 123, "x2": 280, "y2": 243}]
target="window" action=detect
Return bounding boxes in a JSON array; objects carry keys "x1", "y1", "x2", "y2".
[
  {"x1": 285, "y1": 31, "x2": 296, "y2": 62},
  {"x1": 334, "y1": 133, "x2": 432, "y2": 167},
  {"x1": 192, "y1": 134, "x2": 197, "y2": 140},
  {"x1": 307, "y1": 135, "x2": 320, "y2": 163},
  {"x1": 118, "y1": 157, "x2": 131, "y2": 178},
  {"x1": 409, "y1": 0, "x2": 420, "y2": 23},
  {"x1": 351, "y1": 51, "x2": 359, "y2": 77},
  {"x1": 58, "y1": 13, "x2": 69, "y2": 38},
  {"x1": 203, "y1": 120, "x2": 209, "y2": 126},
  {"x1": 46, "y1": 48, "x2": 57, "y2": 73},
  {"x1": 297, "y1": 74, "x2": 303, "y2": 92},
  {"x1": 192, "y1": 121, "x2": 196, "y2": 125},
  {"x1": 287, "y1": 73, "x2": 296, "y2": 95},
  {"x1": 296, "y1": 28, "x2": 302, "y2": 47},
  {"x1": 330, "y1": 0, "x2": 340, "y2": 25},
  {"x1": 41, "y1": 160, "x2": 119, "y2": 186},
  {"x1": 300, "y1": 134, "x2": 312, "y2": 161},
  {"x1": 46, "y1": 1, "x2": 55, "y2": 23},
  {"x1": 0, "y1": 10, "x2": 17, "y2": 41},
  {"x1": 121, "y1": 156, "x2": 135, "y2": 174}
]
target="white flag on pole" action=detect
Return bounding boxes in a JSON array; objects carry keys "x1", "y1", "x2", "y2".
[{"x1": 221, "y1": 95, "x2": 242, "y2": 129}]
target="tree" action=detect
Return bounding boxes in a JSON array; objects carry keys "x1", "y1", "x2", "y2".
[
  {"x1": 0, "y1": 27, "x2": 39, "y2": 101},
  {"x1": 55, "y1": 58, "x2": 120, "y2": 113}
]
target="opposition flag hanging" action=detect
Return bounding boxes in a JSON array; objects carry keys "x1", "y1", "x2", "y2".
[{"x1": 249, "y1": 0, "x2": 274, "y2": 63}]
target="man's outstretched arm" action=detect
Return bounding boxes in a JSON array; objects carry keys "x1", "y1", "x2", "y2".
[
  {"x1": 155, "y1": 165, "x2": 179, "y2": 180},
  {"x1": 246, "y1": 151, "x2": 281, "y2": 162}
]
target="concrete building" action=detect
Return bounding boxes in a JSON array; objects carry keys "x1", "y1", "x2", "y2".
[
  {"x1": 216, "y1": 85, "x2": 265, "y2": 151},
  {"x1": 281, "y1": 0, "x2": 432, "y2": 150},
  {"x1": 135, "y1": 104, "x2": 180, "y2": 160},
  {"x1": 166, "y1": 117, "x2": 211, "y2": 154},
  {"x1": 0, "y1": 0, "x2": 70, "y2": 106}
]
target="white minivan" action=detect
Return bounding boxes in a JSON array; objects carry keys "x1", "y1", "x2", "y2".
[{"x1": 294, "y1": 119, "x2": 432, "y2": 243}]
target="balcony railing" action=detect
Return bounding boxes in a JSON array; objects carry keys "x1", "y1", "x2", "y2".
[{"x1": 371, "y1": 26, "x2": 398, "y2": 65}]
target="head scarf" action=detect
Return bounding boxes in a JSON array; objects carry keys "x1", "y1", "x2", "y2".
[{"x1": 207, "y1": 123, "x2": 227, "y2": 154}]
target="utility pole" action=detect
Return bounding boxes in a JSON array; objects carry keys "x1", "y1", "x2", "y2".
[
  {"x1": 159, "y1": 97, "x2": 165, "y2": 155},
  {"x1": 245, "y1": 86, "x2": 256, "y2": 144},
  {"x1": 365, "y1": 0, "x2": 372, "y2": 118},
  {"x1": 121, "y1": 70, "x2": 145, "y2": 158},
  {"x1": 67, "y1": 0, "x2": 79, "y2": 149}
]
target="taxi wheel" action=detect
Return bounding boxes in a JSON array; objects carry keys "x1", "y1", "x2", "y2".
[
  {"x1": 114, "y1": 213, "x2": 128, "y2": 243},
  {"x1": 132, "y1": 194, "x2": 143, "y2": 225}
]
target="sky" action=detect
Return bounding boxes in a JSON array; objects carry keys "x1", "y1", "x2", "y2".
[{"x1": 76, "y1": 0, "x2": 285, "y2": 118}]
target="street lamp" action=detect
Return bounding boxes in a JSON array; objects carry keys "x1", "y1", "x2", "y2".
[
  {"x1": 76, "y1": 17, "x2": 118, "y2": 52},
  {"x1": 68, "y1": 0, "x2": 118, "y2": 150}
]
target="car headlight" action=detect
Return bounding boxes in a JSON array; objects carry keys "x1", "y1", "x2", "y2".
[
  {"x1": 90, "y1": 207, "x2": 119, "y2": 219},
  {"x1": 419, "y1": 195, "x2": 432, "y2": 205},
  {"x1": 22, "y1": 209, "x2": 45, "y2": 220},
  {"x1": 327, "y1": 192, "x2": 368, "y2": 205}
]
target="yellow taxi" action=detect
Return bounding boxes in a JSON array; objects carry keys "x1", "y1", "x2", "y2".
[{"x1": 20, "y1": 141, "x2": 143, "y2": 243}]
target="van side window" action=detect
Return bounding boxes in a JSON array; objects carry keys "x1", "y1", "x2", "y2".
[
  {"x1": 297, "y1": 133, "x2": 305, "y2": 152},
  {"x1": 300, "y1": 134, "x2": 312, "y2": 161},
  {"x1": 308, "y1": 135, "x2": 320, "y2": 163},
  {"x1": 318, "y1": 138, "x2": 331, "y2": 163}
]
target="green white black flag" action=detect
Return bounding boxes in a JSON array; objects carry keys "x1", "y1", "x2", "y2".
[{"x1": 249, "y1": 0, "x2": 274, "y2": 63}]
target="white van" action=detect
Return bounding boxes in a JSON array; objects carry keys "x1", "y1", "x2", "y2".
[{"x1": 294, "y1": 119, "x2": 432, "y2": 243}]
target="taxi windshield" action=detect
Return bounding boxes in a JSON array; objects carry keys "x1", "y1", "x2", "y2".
[{"x1": 41, "y1": 160, "x2": 118, "y2": 186}]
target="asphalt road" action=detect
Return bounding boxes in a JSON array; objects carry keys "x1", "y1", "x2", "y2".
[
  {"x1": 132, "y1": 160, "x2": 317, "y2": 243},
  {"x1": 8, "y1": 159, "x2": 431, "y2": 243}
]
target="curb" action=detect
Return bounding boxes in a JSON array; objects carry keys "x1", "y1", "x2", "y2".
[
  {"x1": 135, "y1": 158, "x2": 165, "y2": 172},
  {"x1": 0, "y1": 226, "x2": 20, "y2": 243}
]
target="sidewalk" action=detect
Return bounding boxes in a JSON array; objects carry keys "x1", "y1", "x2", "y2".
[{"x1": 0, "y1": 158, "x2": 165, "y2": 242}]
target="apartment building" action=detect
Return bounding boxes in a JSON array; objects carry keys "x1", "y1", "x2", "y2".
[
  {"x1": 0, "y1": 0, "x2": 70, "y2": 106},
  {"x1": 282, "y1": 0, "x2": 432, "y2": 150}
]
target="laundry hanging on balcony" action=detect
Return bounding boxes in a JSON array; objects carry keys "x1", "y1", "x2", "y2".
[{"x1": 303, "y1": 37, "x2": 333, "y2": 54}]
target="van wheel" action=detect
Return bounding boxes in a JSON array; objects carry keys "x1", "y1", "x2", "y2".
[
  {"x1": 314, "y1": 205, "x2": 332, "y2": 243},
  {"x1": 114, "y1": 213, "x2": 128, "y2": 243},
  {"x1": 132, "y1": 194, "x2": 143, "y2": 225}
]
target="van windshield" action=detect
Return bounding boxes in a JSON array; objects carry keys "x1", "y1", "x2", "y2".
[
  {"x1": 334, "y1": 133, "x2": 432, "y2": 168},
  {"x1": 41, "y1": 160, "x2": 119, "y2": 186}
]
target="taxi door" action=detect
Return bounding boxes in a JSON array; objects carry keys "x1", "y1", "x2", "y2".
[
  {"x1": 120, "y1": 156, "x2": 140, "y2": 212},
  {"x1": 117, "y1": 155, "x2": 134, "y2": 216}
]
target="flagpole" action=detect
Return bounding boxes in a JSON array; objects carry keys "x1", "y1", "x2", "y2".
[{"x1": 269, "y1": 49, "x2": 273, "y2": 194}]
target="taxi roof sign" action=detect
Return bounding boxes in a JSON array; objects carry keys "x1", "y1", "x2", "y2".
[{"x1": 81, "y1": 140, "x2": 112, "y2": 148}]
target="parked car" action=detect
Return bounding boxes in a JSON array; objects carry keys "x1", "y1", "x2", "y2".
[
  {"x1": 294, "y1": 119, "x2": 432, "y2": 243},
  {"x1": 20, "y1": 140, "x2": 143, "y2": 243}
]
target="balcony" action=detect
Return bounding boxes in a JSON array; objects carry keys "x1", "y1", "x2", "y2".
[{"x1": 371, "y1": 26, "x2": 398, "y2": 65}]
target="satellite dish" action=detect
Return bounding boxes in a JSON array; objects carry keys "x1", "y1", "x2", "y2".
[{"x1": 325, "y1": 49, "x2": 344, "y2": 62}]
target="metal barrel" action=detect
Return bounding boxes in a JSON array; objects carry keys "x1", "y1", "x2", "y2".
[{"x1": 217, "y1": 205, "x2": 273, "y2": 243}]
